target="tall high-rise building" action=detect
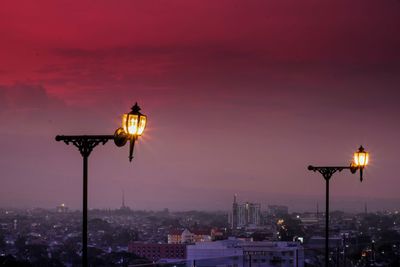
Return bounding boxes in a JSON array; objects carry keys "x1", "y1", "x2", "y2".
[
  {"x1": 232, "y1": 194, "x2": 238, "y2": 229},
  {"x1": 229, "y1": 195, "x2": 261, "y2": 229}
]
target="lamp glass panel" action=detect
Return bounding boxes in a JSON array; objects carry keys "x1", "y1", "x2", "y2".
[
  {"x1": 354, "y1": 152, "x2": 369, "y2": 167},
  {"x1": 122, "y1": 114, "x2": 128, "y2": 133},
  {"x1": 137, "y1": 115, "x2": 147, "y2": 136},
  {"x1": 353, "y1": 152, "x2": 360, "y2": 166},
  {"x1": 363, "y1": 152, "x2": 369, "y2": 166},
  {"x1": 122, "y1": 114, "x2": 139, "y2": 135}
]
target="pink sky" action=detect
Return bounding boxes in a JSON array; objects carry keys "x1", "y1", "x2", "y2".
[{"x1": 0, "y1": 0, "x2": 399, "y2": 211}]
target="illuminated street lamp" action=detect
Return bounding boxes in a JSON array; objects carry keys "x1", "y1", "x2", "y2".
[
  {"x1": 308, "y1": 146, "x2": 369, "y2": 267},
  {"x1": 55, "y1": 103, "x2": 147, "y2": 267},
  {"x1": 114, "y1": 102, "x2": 147, "y2": 161},
  {"x1": 352, "y1": 146, "x2": 369, "y2": 181}
]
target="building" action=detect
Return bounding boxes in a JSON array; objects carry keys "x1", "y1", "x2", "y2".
[
  {"x1": 187, "y1": 238, "x2": 304, "y2": 267},
  {"x1": 232, "y1": 194, "x2": 239, "y2": 229},
  {"x1": 229, "y1": 195, "x2": 261, "y2": 229},
  {"x1": 241, "y1": 241, "x2": 303, "y2": 267},
  {"x1": 128, "y1": 242, "x2": 186, "y2": 262},
  {"x1": 168, "y1": 229, "x2": 184, "y2": 244},
  {"x1": 238, "y1": 202, "x2": 261, "y2": 226},
  {"x1": 168, "y1": 228, "x2": 212, "y2": 244},
  {"x1": 193, "y1": 230, "x2": 213, "y2": 243},
  {"x1": 299, "y1": 215, "x2": 320, "y2": 227},
  {"x1": 211, "y1": 228, "x2": 224, "y2": 240},
  {"x1": 187, "y1": 239, "x2": 243, "y2": 267}
]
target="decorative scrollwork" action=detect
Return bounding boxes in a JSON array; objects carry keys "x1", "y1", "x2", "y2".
[
  {"x1": 308, "y1": 165, "x2": 349, "y2": 180},
  {"x1": 56, "y1": 135, "x2": 114, "y2": 157}
]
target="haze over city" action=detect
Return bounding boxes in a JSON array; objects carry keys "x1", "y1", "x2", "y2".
[{"x1": 1, "y1": 0, "x2": 400, "y2": 212}]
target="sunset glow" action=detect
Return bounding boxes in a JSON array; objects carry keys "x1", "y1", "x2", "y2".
[{"x1": 0, "y1": 0, "x2": 399, "y2": 211}]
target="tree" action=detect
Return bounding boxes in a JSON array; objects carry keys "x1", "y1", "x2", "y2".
[
  {"x1": 111, "y1": 228, "x2": 138, "y2": 247},
  {"x1": 15, "y1": 235, "x2": 27, "y2": 256},
  {"x1": 278, "y1": 215, "x2": 304, "y2": 241},
  {"x1": 0, "y1": 255, "x2": 32, "y2": 267}
]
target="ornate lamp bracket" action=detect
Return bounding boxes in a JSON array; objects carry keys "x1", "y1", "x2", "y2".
[
  {"x1": 55, "y1": 135, "x2": 114, "y2": 158},
  {"x1": 307, "y1": 166, "x2": 348, "y2": 181}
]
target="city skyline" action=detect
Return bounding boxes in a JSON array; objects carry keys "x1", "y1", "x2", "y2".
[{"x1": 1, "y1": 0, "x2": 400, "y2": 211}]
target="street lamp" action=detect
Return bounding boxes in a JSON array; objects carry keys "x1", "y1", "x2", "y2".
[
  {"x1": 114, "y1": 102, "x2": 147, "y2": 161},
  {"x1": 55, "y1": 103, "x2": 147, "y2": 267},
  {"x1": 352, "y1": 146, "x2": 369, "y2": 182},
  {"x1": 307, "y1": 146, "x2": 369, "y2": 267}
]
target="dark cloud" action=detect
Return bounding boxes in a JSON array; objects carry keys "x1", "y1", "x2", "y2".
[{"x1": 0, "y1": 84, "x2": 62, "y2": 110}]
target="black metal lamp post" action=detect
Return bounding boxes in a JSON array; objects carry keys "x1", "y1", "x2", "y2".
[
  {"x1": 307, "y1": 146, "x2": 369, "y2": 267},
  {"x1": 55, "y1": 103, "x2": 147, "y2": 267}
]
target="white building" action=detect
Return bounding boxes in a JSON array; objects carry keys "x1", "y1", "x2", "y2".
[
  {"x1": 241, "y1": 241, "x2": 304, "y2": 267},
  {"x1": 238, "y1": 202, "x2": 261, "y2": 227},
  {"x1": 187, "y1": 240, "x2": 243, "y2": 267},
  {"x1": 187, "y1": 238, "x2": 304, "y2": 267},
  {"x1": 230, "y1": 195, "x2": 262, "y2": 229}
]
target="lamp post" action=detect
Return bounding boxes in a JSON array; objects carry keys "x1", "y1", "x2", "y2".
[
  {"x1": 308, "y1": 146, "x2": 369, "y2": 267},
  {"x1": 55, "y1": 103, "x2": 147, "y2": 267}
]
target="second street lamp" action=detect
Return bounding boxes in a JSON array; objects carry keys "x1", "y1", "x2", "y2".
[
  {"x1": 55, "y1": 103, "x2": 147, "y2": 267},
  {"x1": 308, "y1": 146, "x2": 369, "y2": 267}
]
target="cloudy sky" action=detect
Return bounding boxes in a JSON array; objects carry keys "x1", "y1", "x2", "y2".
[{"x1": 0, "y1": 0, "x2": 399, "y2": 211}]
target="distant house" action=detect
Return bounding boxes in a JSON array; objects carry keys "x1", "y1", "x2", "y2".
[
  {"x1": 168, "y1": 229, "x2": 185, "y2": 244},
  {"x1": 167, "y1": 228, "x2": 212, "y2": 244},
  {"x1": 192, "y1": 229, "x2": 212, "y2": 243},
  {"x1": 211, "y1": 228, "x2": 224, "y2": 240}
]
